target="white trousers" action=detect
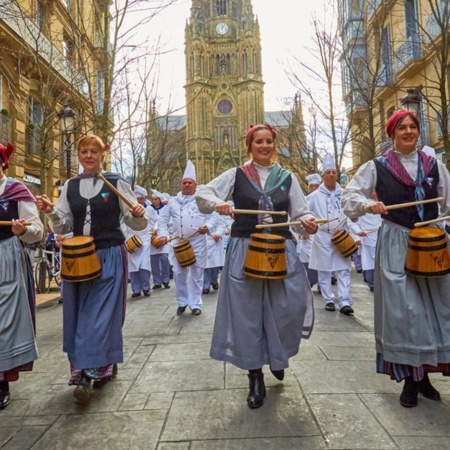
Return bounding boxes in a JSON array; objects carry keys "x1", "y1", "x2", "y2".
[
  {"x1": 173, "y1": 263, "x2": 204, "y2": 310},
  {"x1": 318, "y1": 269, "x2": 353, "y2": 308}
]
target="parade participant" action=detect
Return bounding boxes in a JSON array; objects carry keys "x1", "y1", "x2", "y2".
[
  {"x1": 149, "y1": 189, "x2": 170, "y2": 289},
  {"x1": 36, "y1": 134, "x2": 147, "y2": 404},
  {"x1": 196, "y1": 124, "x2": 317, "y2": 409},
  {"x1": 351, "y1": 192, "x2": 381, "y2": 292},
  {"x1": 202, "y1": 212, "x2": 226, "y2": 294},
  {"x1": 157, "y1": 161, "x2": 219, "y2": 316},
  {"x1": 0, "y1": 143, "x2": 44, "y2": 409},
  {"x1": 341, "y1": 110, "x2": 450, "y2": 408},
  {"x1": 298, "y1": 173, "x2": 321, "y2": 289},
  {"x1": 308, "y1": 155, "x2": 356, "y2": 315},
  {"x1": 122, "y1": 185, "x2": 154, "y2": 298}
]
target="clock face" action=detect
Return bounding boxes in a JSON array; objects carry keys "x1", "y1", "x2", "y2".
[{"x1": 216, "y1": 22, "x2": 229, "y2": 35}]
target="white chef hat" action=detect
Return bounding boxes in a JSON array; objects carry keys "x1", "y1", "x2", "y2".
[
  {"x1": 306, "y1": 173, "x2": 322, "y2": 186},
  {"x1": 134, "y1": 185, "x2": 148, "y2": 198},
  {"x1": 321, "y1": 154, "x2": 336, "y2": 174},
  {"x1": 422, "y1": 145, "x2": 436, "y2": 158},
  {"x1": 183, "y1": 160, "x2": 196, "y2": 181},
  {"x1": 162, "y1": 193, "x2": 171, "y2": 201},
  {"x1": 151, "y1": 189, "x2": 164, "y2": 200}
]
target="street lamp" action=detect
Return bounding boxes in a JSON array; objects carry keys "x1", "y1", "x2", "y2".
[
  {"x1": 401, "y1": 87, "x2": 422, "y2": 118},
  {"x1": 58, "y1": 104, "x2": 76, "y2": 179}
]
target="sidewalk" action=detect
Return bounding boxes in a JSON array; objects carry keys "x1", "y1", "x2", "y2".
[{"x1": 2, "y1": 271, "x2": 450, "y2": 449}]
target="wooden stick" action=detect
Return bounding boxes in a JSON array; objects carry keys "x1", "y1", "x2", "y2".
[
  {"x1": 362, "y1": 228, "x2": 380, "y2": 235},
  {"x1": 183, "y1": 229, "x2": 200, "y2": 240},
  {"x1": 38, "y1": 195, "x2": 54, "y2": 207},
  {"x1": 385, "y1": 197, "x2": 443, "y2": 211},
  {"x1": 331, "y1": 216, "x2": 348, "y2": 233},
  {"x1": 232, "y1": 209, "x2": 287, "y2": 216},
  {"x1": 414, "y1": 215, "x2": 450, "y2": 228},
  {"x1": 255, "y1": 218, "x2": 332, "y2": 229},
  {"x1": 166, "y1": 235, "x2": 180, "y2": 243},
  {"x1": 0, "y1": 221, "x2": 32, "y2": 226},
  {"x1": 97, "y1": 173, "x2": 134, "y2": 208}
]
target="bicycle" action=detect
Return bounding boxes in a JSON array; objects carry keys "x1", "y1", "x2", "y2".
[{"x1": 35, "y1": 243, "x2": 61, "y2": 294}]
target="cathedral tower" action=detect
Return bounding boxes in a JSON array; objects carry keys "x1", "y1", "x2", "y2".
[{"x1": 185, "y1": 0, "x2": 265, "y2": 183}]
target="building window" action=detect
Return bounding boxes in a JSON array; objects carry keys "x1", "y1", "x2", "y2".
[
  {"x1": 217, "y1": 99, "x2": 232, "y2": 115},
  {"x1": 216, "y1": 54, "x2": 221, "y2": 75},
  {"x1": 63, "y1": 35, "x2": 75, "y2": 65},
  {"x1": 96, "y1": 71, "x2": 104, "y2": 114},
  {"x1": 217, "y1": 0, "x2": 226, "y2": 16},
  {"x1": 29, "y1": 98, "x2": 43, "y2": 127},
  {"x1": 404, "y1": 0, "x2": 418, "y2": 38},
  {"x1": 0, "y1": 74, "x2": 2, "y2": 108},
  {"x1": 36, "y1": 0, "x2": 44, "y2": 29}
]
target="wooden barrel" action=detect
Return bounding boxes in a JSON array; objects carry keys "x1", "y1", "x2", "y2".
[
  {"x1": 151, "y1": 235, "x2": 160, "y2": 248},
  {"x1": 173, "y1": 239, "x2": 196, "y2": 267},
  {"x1": 331, "y1": 230, "x2": 358, "y2": 258},
  {"x1": 125, "y1": 235, "x2": 143, "y2": 253},
  {"x1": 243, "y1": 233, "x2": 287, "y2": 279},
  {"x1": 61, "y1": 236, "x2": 102, "y2": 282},
  {"x1": 406, "y1": 227, "x2": 450, "y2": 277}
]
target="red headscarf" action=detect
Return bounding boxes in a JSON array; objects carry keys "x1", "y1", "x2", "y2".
[
  {"x1": 0, "y1": 143, "x2": 14, "y2": 170},
  {"x1": 245, "y1": 124, "x2": 277, "y2": 150},
  {"x1": 386, "y1": 110, "x2": 420, "y2": 138}
]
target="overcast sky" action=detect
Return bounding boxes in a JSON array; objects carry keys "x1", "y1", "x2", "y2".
[{"x1": 145, "y1": 0, "x2": 330, "y2": 113}]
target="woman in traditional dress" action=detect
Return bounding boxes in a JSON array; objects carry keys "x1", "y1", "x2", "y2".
[
  {"x1": 195, "y1": 124, "x2": 317, "y2": 409},
  {"x1": 37, "y1": 135, "x2": 147, "y2": 404},
  {"x1": 341, "y1": 110, "x2": 450, "y2": 408},
  {"x1": 0, "y1": 143, "x2": 44, "y2": 409}
]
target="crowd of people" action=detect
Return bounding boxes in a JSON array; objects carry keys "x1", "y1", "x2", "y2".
[{"x1": 2, "y1": 110, "x2": 450, "y2": 412}]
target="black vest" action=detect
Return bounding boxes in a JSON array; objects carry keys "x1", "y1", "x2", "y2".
[
  {"x1": 231, "y1": 168, "x2": 292, "y2": 239},
  {"x1": 0, "y1": 198, "x2": 19, "y2": 242},
  {"x1": 374, "y1": 158, "x2": 439, "y2": 229},
  {"x1": 67, "y1": 178, "x2": 124, "y2": 249}
]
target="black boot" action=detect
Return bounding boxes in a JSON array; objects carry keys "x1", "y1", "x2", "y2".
[
  {"x1": 400, "y1": 377, "x2": 419, "y2": 408},
  {"x1": 247, "y1": 369, "x2": 266, "y2": 409},
  {"x1": 417, "y1": 373, "x2": 441, "y2": 401},
  {"x1": 73, "y1": 374, "x2": 92, "y2": 405},
  {"x1": 0, "y1": 382, "x2": 10, "y2": 410},
  {"x1": 270, "y1": 367, "x2": 285, "y2": 381}
]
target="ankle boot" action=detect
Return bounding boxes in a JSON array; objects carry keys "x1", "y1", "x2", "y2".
[
  {"x1": 417, "y1": 373, "x2": 441, "y2": 401},
  {"x1": 270, "y1": 367, "x2": 285, "y2": 381},
  {"x1": 73, "y1": 374, "x2": 92, "y2": 405},
  {"x1": 400, "y1": 377, "x2": 419, "y2": 408},
  {"x1": 247, "y1": 369, "x2": 266, "y2": 409},
  {"x1": 0, "y1": 382, "x2": 10, "y2": 410}
]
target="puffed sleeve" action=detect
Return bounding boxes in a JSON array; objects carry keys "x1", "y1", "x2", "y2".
[
  {"x1": 18, "y1": 200, "x2": 44, "y2": 244},
  {"x1": 118, "y1": 179, "x2": 148, "y2": 231}
]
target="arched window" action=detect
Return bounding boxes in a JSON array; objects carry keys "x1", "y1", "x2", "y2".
[
  {"x1": 216, "y1": 0, "x2": 226, "y2": 16},
  {"x1": 226, "y1": 54, "x2": 231, "y2": 75},
  {"x1": 216, "y1": 54, "x2": 221, "y2": 75}
]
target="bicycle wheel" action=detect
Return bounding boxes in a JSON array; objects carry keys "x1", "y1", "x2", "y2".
[
  {"x1": 54, "y1": 270, "x2": 61, "y2": 287},
  {"x1": 35, "y1": 259, "x2": 51, "y2": 294}
]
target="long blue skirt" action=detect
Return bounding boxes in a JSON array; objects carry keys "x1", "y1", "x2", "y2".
[{"x1": 63, "y1": 244, "x2": 127, "y2": 369}]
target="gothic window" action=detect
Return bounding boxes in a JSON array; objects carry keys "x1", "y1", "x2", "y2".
[
  {"x1": 216, "y1": 54, "x2": 221, "y2": 75},
  {"x1": 200, "y1": 53, "x2": 205, "y2": 76},
  {"x1": 216, "y1": 0, "x2": 226, "y2": 16},
  {"x1": 215, "y1": 124, "x2": 237, "y2": 148},
  {"x1": 242, "y1": 49, "x2": 248, "y2": 73},
  {"x1": 190, "y1": 54, "x2": 195, "y2": 78},
  {"x1": 218, "y1": 99, "x2": 233, "y2": 115},
  {"x1": 404, "y1": 0, "x2": 418, "y2": 38},
  {"x1": 226, "y1": 54, "x2": 231, "y2": 75}
]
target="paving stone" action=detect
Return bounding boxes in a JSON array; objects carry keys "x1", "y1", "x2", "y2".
[
  {"x1": 189, "y1": 437, "x2": 327, "y2": 449},
  {"x1": 149, "y1": 341, "x2": 213, "y2": 362},
  {"x1": 0, "y1": 426, "x2": 48, "y2": 450},
  {"x1": 145, "y1": 392, "x2": 174, "y2": 410}
]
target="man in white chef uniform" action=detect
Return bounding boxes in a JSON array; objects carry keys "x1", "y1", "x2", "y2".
[
  {"x1": 122, "y1": 185, "x2": 156, "y2": 298},
  {"x1": 308, "y1": 155, "x2": 356, "y2": 315},
  {"x1": 157, "y1": 161, "x2": 218, "y2": 315}
]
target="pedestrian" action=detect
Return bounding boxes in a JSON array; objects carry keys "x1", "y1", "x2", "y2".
[
  {"x1": 0, "y1": 143, "x2": 44, "y2": 409},
  {"x1": 341, "y1": 109, "x2": 450, "y2": 408},
  {"x1": 202, "y1": 212, "x2": 226, "y2": 294},
  {"x1": 308, "y1": 154, "x2": 357, "y2": 315},
  {"x1": 36, "y1": 134, "x2": 147, "y2": 404},
  {"x1": 149, "y1": 189, "x2": 171, "y2": 290},
  {"x1": 297, "y1": 173, "x2": 321, "y2": 289},
  {"x1": 122, "y1": 185, "x2": 153, "y2": 298},
  {"x1": 157, "y1": 161, "x2": 219, "y2": 316},
  {"x1": 195, "y1": 124, "x2": 317, "y2": 409}
]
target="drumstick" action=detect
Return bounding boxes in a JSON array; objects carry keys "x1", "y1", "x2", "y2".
[
  {"x1": 414, "y1": 215, "x2": 450, "y2": 228},
  {"x1": 331, "y1": 216, "x2": 348, "y2": 233},
  {"x1": 255, "y1": 218, "x2": 334, "y2": 229},
  {"x1": 0, "y1": 221, "x2": 32, "y2": 226},
  {"x1": 362, "y1": 228, "x2": 380, "y2": 234},
  {"x1": 166, "y1": 235, "x2": 180, "y2": 243},
  {"x1": 97, "y1": 173, "x2": 134, "y2": 208},
  {"x1": 385, "y1": 197, "x2": 443, "y2": 211},
  {"x1": 183, "y1": 229, "x2": 200, "y2": 240},
  {"x1": 38, "y1": 195, "x2": 54, "y2": 207},
  {"x1": 232, "y1": 209, "x2": 287, "y2": 216}
]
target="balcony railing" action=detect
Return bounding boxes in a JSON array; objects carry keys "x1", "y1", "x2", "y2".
[
  {"x1": 375, "y1": 62, "x2": 393, "y2": 91},
  {"x1": 425, "y1": 4, "x2": 449, "y2": 41},
  {"x1": 0, "y1": 114, "x2": 12, "y2": 144},
  {"x1": 394, "y1": 33, "x2": 422, "y2": 74},
  {"x1": 0, "y1": 0, "x2": 89, "y2": 96}
]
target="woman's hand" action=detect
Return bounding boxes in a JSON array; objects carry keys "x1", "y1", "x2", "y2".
[
  {"x1": 215, "y1": 202, "x2": 233, "y2": 216},
  {"x1": 35, "y1": 195, "x2": 54, "y2": 214},
  {"x1": 301, "y1": 217, "x2": 319, "y2": 235},
  {"x1": 368, "y1": 202, "x2": 387, "y2": 215},
  {"x1": 11, "y1": 219, "x2": 27, "y2": 236},
  {"x1": 130, "y1": 203, "x2": 145, "y2": 218}
]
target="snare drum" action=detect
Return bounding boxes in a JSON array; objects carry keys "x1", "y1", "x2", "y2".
[
  {"x1": 125, "y1": 235, "x2": 143, "y2": 253},
  {"x1": 331, "y1": 230, "x2": 358, "y2": 258},
  {"x1": 173, "y1": 239, "x2": 196, "y2": 267},
  {"x1": 243, "y1": 233, "x2": 287, "y2": 279},
  {"x1": 61, "y1": 236, "x2": 102, "y2": 282}
]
